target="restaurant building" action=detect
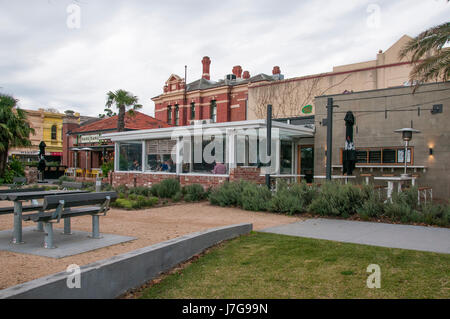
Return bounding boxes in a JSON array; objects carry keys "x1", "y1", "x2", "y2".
[{"x1": 63, "y1": 111, "x2": 170, "y2": 172}]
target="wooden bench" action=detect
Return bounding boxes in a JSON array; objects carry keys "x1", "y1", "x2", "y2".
[
  {"x1": 61, "y1": 181, "x2": 84, "y2": 190},
  {"x1": 22, "y1": 191, "x2": 117, "y2": 249}
]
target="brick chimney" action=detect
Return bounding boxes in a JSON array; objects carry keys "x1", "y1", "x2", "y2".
[
  {"x1": 232, "y1": 65, "x2": 243, "y2": 78},
  {"x1": 272, "y1": 66, "x2": 281, "y2": 75},
  {"x1": 242, "y1": 71, "x2": 250, "y2": 79},
  {"x1": 202, "y1": 56, "x2": 211, "y2": 80}
]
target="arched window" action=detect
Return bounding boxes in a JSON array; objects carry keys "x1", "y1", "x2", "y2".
[
  {"x1": 51, "y1": 125, "x2": 57, "y2": 140},
  {"x1": 191, "y1": 102, "x2": 195, "y2": 120},
  {"x1": 174, "y1": 105, "x2": 179, "y2": 126}
]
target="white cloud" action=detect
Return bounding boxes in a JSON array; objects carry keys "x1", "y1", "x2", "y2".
[{"x1": 0, "y1": 0, "x2": 449, "y2": 117}]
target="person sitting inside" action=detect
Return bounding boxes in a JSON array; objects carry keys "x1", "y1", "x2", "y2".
[
  {"x1": 212, "y1": 161, "x2": 226, "y2": 174},
  {"x1": 159, "y1": 160, "x2": 169, "y2": 172},
  {"x1": 132, "y1": 159, "x2": 140, "y2": 171}
]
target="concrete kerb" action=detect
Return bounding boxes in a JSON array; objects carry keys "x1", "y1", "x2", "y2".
[{"x1": 0, "y1": 223, "x2": 252, "y2": 299}]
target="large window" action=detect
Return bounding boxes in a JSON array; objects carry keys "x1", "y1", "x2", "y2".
[
  {"x1": 190, "y1": 135, "x2": 227, "y2": 174},
  {"x1": 344, "y1": 147, "x2": 413, "y2": 165},
  {"x1": 167, "y1": 106, "x2": 172, "y2": 124},
  {"x1": 174, "y1": 105, "x2": 179, "y2": 126},
  {"x1": 210, "y1": 100, "x2": 217, "y2": 123},
  {"x1": 51, "y1": 125, "x2": 57, "y2": 140},
  {"x1": 118, "y1": 141, "x2": 142, "y2": 171},
  {"x1": 190, "y1": 103, "x2": 195, "y2": 120},
  {"x1": 280, "y1": 140, "x2": 293, "y2": 174},
  {"x1": 145, "y1": 139, "x2": 176, "y2": 172}
]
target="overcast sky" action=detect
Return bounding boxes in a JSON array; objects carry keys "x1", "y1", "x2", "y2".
[{"x1": 0, "y1": 0, "x2": 449, "y2": 117}]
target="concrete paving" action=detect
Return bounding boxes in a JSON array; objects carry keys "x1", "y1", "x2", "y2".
[
  {"x1": 0, "y1": 227, "x2": 136, "y2": 258},
  {"x1": 261, "y1": 218, "x2": 450, "y2": 254}
]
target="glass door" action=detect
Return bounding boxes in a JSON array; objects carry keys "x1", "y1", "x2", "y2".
[{"x1": 297, "y1": 145, "x2": 314, "y2": 183}]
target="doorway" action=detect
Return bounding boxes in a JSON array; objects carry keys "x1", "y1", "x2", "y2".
[{"x1": 297, "y1": 145, "x2": 314, "y2": 183}]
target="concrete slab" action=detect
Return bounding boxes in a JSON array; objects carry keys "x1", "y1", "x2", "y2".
[
  {"x1": 261, "y1": 218, "x2": 450, "y2": 254},
  {"x1": 0, "y1": 227, "x2": 136, "y2": 258}
]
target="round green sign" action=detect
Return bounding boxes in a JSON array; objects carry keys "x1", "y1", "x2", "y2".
[{"x1": 301, "y1": 105, "x2": 313, "y2": 114}]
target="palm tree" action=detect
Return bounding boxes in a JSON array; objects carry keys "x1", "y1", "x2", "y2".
[
  {"x1": 0, "y1": 94, "x2": 35, "y2": 177},
  {"x1": 399, "y1": 22, "x2": 450, "y2": 88},
  {"x1": 105, "y1": 90, "x2": 142, "y2": 132}
]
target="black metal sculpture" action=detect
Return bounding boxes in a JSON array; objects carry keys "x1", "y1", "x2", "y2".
[
  {"x1": 38, "y1": 141, "x2": 46, "y2": 181},
  {"x1": 343, "y1": 111, "x2": 356, "y2": 175}
]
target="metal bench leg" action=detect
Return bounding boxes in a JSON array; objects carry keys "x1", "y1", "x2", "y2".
[
  {"x1": 90, "y1": 215, "x2": 102, "y2": 239},
  {"x1": 43, "y1": 222, "x2": 56, "y2": 249},
  {"x1": 36, "y1": 222, "x2": 44, "y2": 232},
  {"x1": 12, "y1": 201, "x2": 24, "y2": 244},
  {"x1": 63, "y1": 218, "x2": 72, "y2": 235}
]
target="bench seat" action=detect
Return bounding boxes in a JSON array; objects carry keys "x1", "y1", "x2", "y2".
[
  {"x1": 23, "y1": 206, "x2": 103, "y2": 222},
  {"x1": 0, "y1": 204, "x2": 43, "y2": 216}
]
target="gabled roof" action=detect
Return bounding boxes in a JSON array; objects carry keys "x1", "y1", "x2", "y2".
[
  {"x1": 185, "y1": 73, "x2": 274, "y2": 92},
  {"x1": 71, "y1": 111, "x2": 171, "y2": 134}
]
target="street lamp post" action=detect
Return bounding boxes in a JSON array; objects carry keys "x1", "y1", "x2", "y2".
[{"x1": 394, "y1": 128, "x2": 420, "y2": 178}]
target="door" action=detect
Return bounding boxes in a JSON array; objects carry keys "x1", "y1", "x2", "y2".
[{"x1": 297, "y1": 145, "x2": 314, "y2": 183}]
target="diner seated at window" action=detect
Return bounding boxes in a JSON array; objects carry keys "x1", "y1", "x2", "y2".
[{"x1": 212, "y1": 161, "x2": 226, "y2": 175}]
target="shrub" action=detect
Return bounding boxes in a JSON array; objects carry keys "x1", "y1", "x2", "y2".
[
  {"x1": 154, "y1": 179, "x2": 181, "y2": 198},
  {"x1": 115, "y1": 185, "x2": 128, "y2": 195},
  {"x1": 209, "y1": 181, "x2": 248, "y2": 207},
  {"x1": 183, "y1": 184, "x2": 206, "y2": 202},
  {"x1": 171, "y1": 191, "x2": 182, "y2": 202},
  {"x1": 241, "y1": 183, "x2": 272, "y2": 211},
  {"x1": 129, "y1": 186, "x2": 152, "y2": 197},
  {"x1": 0, "y1": 158, "x2": 24, "y2": 184},
  {"x1": 112, "y1": 198, "x2": 134, "y2": 210},
  {"x1": 308, "y1": 182, "x2": 366, "y2": 217},
  {"x1": 268, "y1": 182, "x2": 317, "y2": 215},
  {"x1": 101, "y1": 161, "x2": 114, "y2": 177}
]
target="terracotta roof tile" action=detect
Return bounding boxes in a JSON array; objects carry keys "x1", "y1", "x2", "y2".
[{"x1": 71, "y1": 111, "x2": 170, "y2": 134}]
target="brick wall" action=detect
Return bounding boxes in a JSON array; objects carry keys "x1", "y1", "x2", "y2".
[
  {"x1": 179, "y1": 174, "x2": 229, "y2": 189},
  {"x1": 111, "y1": 167, "x2": 264, "y2": 189},
  {"x1": 229, "y1": 166, "x2": 264, "y2": 184},
  {"x1": 111, "y1": 172, "x2": 178, "y2": 188}
]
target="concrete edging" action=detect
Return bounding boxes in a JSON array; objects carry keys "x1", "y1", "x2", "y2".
[{"x1": 0, "y1": 223, "x2": 252, "y2": 299}]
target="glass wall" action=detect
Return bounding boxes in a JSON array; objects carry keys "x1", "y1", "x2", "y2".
[
  {"x1": 185, "y1": 135, "x2": 227, "y2": 174},
  {"x1": 280, "y1": 140, "x2": 293, "y2": 174},
  {"x1": 145, "y1": 139, "x2": 176, "y2": 172},
  {"x1": 118, "y1": 141, "x2": 142, "y2": 171}
]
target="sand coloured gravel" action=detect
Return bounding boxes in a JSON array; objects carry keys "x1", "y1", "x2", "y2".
[{"x1": 0, "y1": 201, "x2": 301, "y2": 289}]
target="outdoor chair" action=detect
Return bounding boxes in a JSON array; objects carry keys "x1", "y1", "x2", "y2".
[{"x1": 418, "y1": 187, "x2": 433, "y2": 205}]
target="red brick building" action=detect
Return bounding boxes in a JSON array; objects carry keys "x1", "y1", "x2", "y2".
[
  {"x1": 62, "y1": 111, "x2": 170, "y2": 171},
  {"x1": 152, "y1": 56, "x2": 283, "y2": 126}
]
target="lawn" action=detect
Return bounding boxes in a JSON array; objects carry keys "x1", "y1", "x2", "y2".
[{"x1": 140, "y1": 232, "x2": 450, "y2": 299}]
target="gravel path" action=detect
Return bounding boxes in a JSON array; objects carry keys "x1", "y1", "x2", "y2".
[{"x1": 0, "y1": 201, "x2": 301, "y2": 289}]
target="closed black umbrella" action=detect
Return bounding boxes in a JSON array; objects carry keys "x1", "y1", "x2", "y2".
[{"x1": 343, "y1": 111, "x2": 356, "y2": 175}]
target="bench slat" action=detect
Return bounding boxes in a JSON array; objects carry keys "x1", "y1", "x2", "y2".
[
  {"x1": 0, "y1": 188, "x2": 45, "y2": 194},
  {"x1": 0, "y1": 204, "x2": 44, "y2": 215},
  {"x1": 23, "y1": 207, "x2": 103, "y2": 222},
  {"x1": 43, "y1": 191, "x2": 117, "y2": 210}
]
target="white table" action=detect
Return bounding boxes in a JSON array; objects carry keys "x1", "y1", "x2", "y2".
[
  {"x1": 373, "y1": 176, "x2": 414, "y2": 201},
  {"x1": 313, "y1": 175, "x2": 357, "y2": 184}
]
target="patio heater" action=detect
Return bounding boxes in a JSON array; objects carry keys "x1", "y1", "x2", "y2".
[{"x1": 394, "y1": 128, "x2": 420, "y2": 178}]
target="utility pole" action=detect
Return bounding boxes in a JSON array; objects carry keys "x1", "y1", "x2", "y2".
[
  {"x1": 266, "y1": 104, "x2": 272, "y2": 189},
  {"x1": 326, "y1": 98, "x2": 338, "y2": 181}
]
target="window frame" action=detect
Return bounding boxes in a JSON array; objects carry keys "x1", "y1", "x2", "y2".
[
  {"x1": 210, "y1": 100, "x2": 217, "y2": 123},
  {"x1": 51, "y1": 125, "x2": 57, "y2": 140},
  {"x1": 340, "y1": 146, "x2": 414, "y2": 165}
]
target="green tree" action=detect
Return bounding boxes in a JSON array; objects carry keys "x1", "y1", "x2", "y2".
[
  {"x1": 0, "y1": 94, "x2": 35, "y2": 177},
  {"x1": 399, "y1": 22, "x2": 450, "y2": 88},
  {"x1": 105, "y1": 90, "x2": 142, "y2": 132},
  {"x1": 98, "y1": 108, "x2": 117, "y2": 119}
]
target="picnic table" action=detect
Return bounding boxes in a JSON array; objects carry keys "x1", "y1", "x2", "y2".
[{"x1": 0, "y1": 190, "x2": 88, "y2": 244}]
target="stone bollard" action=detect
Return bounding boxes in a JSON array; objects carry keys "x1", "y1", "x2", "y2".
[{"x1": 95, "y1": 177, "x2": 102, "y2": 192}]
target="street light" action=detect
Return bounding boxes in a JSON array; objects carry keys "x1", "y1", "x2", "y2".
[{"x1": 394, "y1": 128, "x2": 420, "y2": 178}]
